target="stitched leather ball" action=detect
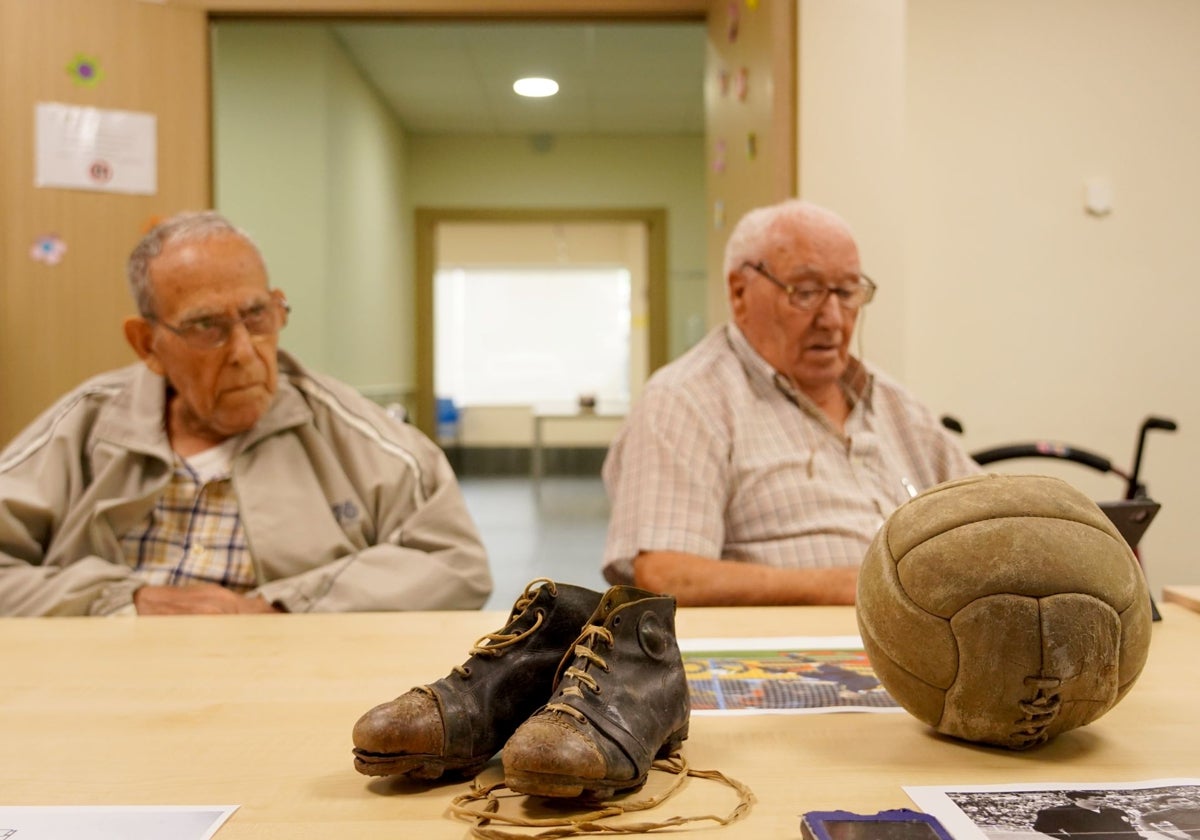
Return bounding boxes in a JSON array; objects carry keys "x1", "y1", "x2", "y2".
[{"x1": 856, "y1": 473, "x2": 1152, "y2": 749}]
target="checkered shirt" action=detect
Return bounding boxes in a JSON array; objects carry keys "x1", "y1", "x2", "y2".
[
  {"x1": 119, "y1": 456, "x2": 256, "y2": 592},
  {"x1": 601, "y1": 325, "x2": 980, "y2": 583}
]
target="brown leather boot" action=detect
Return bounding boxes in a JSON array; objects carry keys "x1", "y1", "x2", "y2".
[
  {"x1": 501, "y1": 586, "x2": 690, "y2": 799},
  {"x1": 352, "y1": 579, "x2": 603, "y2": 779}
]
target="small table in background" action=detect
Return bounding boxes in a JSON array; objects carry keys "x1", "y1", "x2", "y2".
[{"x1": 530, "y1": 402, "x2": 626, "y2": 492}]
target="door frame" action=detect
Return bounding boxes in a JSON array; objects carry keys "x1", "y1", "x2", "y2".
[{"x1": 414, "y1": 206, "x2": 667, "y2": 435}]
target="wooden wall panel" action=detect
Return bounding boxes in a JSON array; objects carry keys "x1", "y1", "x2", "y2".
[
  {"x1": 703, "y1": 0, "x2": 796, "y2": 326},
  {"x1": 171, "y1": 0, "x2": 705, "y2": 17},
  {"x1": 0, "y1": 0, "x2": 209, "y2": 444}
]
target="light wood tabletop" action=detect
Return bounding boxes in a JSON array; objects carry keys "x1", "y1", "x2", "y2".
[
  {"x1": 2, "y1": 603, "x2": 1197, "y2": 838},
  {"x1": 1163, "y1": 585, "x2": 1200, "y2": 613}
]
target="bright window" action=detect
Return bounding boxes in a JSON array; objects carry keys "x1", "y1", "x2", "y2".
[{"x1": 435, "y1": 267, "x2": 631, "y2": 407}]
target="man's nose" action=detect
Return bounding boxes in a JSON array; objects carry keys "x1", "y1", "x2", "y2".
[
  {"x1": 223, "y1": 319, "x2": 257, "y2": 358},
  {"x1": 813, "y1": 288, "x2": 845, "y2": 326}
]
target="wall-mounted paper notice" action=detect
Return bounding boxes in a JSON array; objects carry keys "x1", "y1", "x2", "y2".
[{"x1": 35, "y1": 101, "x2": 157, "y2": 195}]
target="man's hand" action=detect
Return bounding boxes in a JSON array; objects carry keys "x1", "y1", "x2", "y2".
[{"x1": 133, "y1": 583, "x2": 281, "y2": 615}]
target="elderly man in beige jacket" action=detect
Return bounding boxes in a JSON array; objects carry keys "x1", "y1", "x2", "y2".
[{"x1": 0, "y1": 211, "x2": 491, "y2": 616}]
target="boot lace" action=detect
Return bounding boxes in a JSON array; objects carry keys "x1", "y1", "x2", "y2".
[
  {"x1": 444, "y1": 578, "x2": 558, "y2": 681},
  {"x1": 545, "y1": 624, "x2": 614, "y2": 721},
  {"x1": 449, "y1": 752, "x2": 755, "y2": 838}
]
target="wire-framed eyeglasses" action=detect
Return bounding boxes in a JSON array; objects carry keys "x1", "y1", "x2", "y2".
[
  {"x1": 742, "y1": 261, "x2": 876, "y2": 311},
  {"x1": 149, "y1": 297, "x2": 290, "y2": 350}
]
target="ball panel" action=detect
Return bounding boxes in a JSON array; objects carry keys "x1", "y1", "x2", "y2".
[
  {"x1": 942, "y1": 595, "x2": 1045, "y2": 748},
  {"x1": 897, "y1": 518, "x2": 1142, "y2": 617},
  {"x1": 885, "y1": 474, "x2": 1122, "y2": 561},
  {"x1": 859, "y1": 630, "x2": 946, "y2": 727},
  {"x1": 858, "y1": 519, "x2": 959, "y2": 689},
  {"x1": 1037, "y1": 593, "x2": 1121, "y2": 736},
  {"x1": 1117, "y1": 591, "x2": 1153, "y2": 694}
]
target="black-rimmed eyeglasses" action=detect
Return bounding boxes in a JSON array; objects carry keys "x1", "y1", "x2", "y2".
[
  {"x1": 149, "y1": 297, "x2": 290, "y2": 350},
  {"x1": 742, "y1": 261, "x2": 876, "y2": 311}
]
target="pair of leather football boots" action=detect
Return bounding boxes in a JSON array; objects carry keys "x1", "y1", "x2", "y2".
[{"x1": 351, "y1": 579, "x2": 690, "y2": 800}]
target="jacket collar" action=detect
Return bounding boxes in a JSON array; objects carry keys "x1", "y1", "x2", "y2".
[{"x1": 91, "y1": 350, "x2": 313, "y2": 460}]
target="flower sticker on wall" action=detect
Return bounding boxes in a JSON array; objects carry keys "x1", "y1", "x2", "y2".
[
  {"x1": 727, "y1": 1, "x2": 740, "y2": 43},
  {"x1": 735, "y1": 67, "x2": 750, "y2": 102},
  {"x1": 67, "y1": 55, "x2": 103, "y2": 87},
  {"x1": 30, "y1": 233, "x2": 67, "y2": 266}
]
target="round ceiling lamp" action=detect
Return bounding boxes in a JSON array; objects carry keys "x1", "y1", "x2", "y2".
[{"x1": 513, "y1": 77, "x2": 559, "y2": 98}]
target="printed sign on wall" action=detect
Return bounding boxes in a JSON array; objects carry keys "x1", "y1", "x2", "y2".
[{"x1": 35, "y1": 102, "x2": 157, "y2": 195}]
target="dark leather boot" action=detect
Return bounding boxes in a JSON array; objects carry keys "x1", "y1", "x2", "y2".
[
  {"x1": 352, "y1": 579, "x2": 603, "y2": 780},
  {"x1": 501, "y1": 585, "x2": 690, "y2": 799}
]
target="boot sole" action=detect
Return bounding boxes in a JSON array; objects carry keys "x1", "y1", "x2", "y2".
[
  {"x1": 504, "y1": 724, "x2": 689, "y2": 800},
  {"x1": 353, "y1": 749, "x2": 487, "y2": 780}
]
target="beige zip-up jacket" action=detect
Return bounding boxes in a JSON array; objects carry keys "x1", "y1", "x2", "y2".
[{"x1": 0, "y1": 352, "x2": 492, "y2": 616}]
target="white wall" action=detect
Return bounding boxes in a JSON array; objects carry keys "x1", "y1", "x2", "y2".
[
  {"x1": 798, "y1": 0, "x2": 1200, "y2": 596},
  {"x1": 212, "y1": 22, "x2": 410, "y2": 397}
]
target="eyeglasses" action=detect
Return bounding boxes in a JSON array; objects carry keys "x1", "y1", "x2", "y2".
[
  {"x1": 742, "y1": 261, "x2": 876, "y2": 311},
  {"x1": 149, "y1": 297, "x2": 290, "y2": 350}
]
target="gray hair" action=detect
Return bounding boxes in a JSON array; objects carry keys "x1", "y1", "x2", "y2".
[
  {"x1": 127, "y1": 211, "x2": 263, "y2": 318},
  {"x1": 722, "y1": 199, "x2": 857, "y2": 279}
]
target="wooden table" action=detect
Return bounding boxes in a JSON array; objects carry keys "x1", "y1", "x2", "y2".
[
  {"x1": 1163, "y1": 585, "x2": 1200, "y2": 613},
  {"x1": 3, "y1": 604, "x2": 1198, "y2": 838}
]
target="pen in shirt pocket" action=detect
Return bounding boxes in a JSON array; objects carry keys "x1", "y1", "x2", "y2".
[{"x1": 900, "y1": 477, "x2": 918, "y2": 499}]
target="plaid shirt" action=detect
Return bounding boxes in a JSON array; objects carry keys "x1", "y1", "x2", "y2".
[
  {"x1": 119, "y1": 453, "x2": 256, "y2": 592},
  {"x1": 601, "y1": 325, "x2": 980, "y2": 583}
]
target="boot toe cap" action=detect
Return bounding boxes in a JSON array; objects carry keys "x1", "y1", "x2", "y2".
[
  {"x1": 352, "y1": 690, "x2": 443, "y2": 756},
  {"x1": 503, "y1": 714, "x2": 606, "y2": 780}
]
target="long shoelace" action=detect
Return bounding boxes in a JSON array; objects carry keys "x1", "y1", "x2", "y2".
[{"x1": 447, "y1": 752, "x2": 755, "y2": 838}]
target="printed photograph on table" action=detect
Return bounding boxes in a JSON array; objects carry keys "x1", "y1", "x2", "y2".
[
  {"x1": 905, "y1": 779, "x2": 1200, "y2": 840},
  {"x1": 680, "y1": 636, "x2": 902, "y2": 715}
]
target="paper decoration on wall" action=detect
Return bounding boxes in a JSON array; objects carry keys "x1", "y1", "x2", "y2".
[
  {"x1": 35, "y1": 102, "x2": 157, "y2": 195},
  {"x1": 67, "y1": 55, "x2": 103, "y2": 87},
  {"x1": 736, "y1": 67, "x2": 750, "y2": 101},
  {"x1": 713, "y1": 200, "x2": 726, "y2": 231},
  {"x1": 30, "y1": 233, "x2": 67, "y2": 266},
  {"x1": 745, "y1": 0, "x2": 759, "y2": 9},
  {"x1": 718, "y1": 68, "x2": 730, "y2": 98},
  {"x1": 713, "y1": 139, "x2": 727, "y2": 173},
  {"x1": 746, "y1": 132, "x2": 758, "y2": 161},
  {"x1": 727, "y1": 1, "x2": 740, "y2": 43}
]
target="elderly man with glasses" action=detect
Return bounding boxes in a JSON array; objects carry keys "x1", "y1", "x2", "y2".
[
  {"x1": 602, "y1": 199, "x2": 978, "y2": 606},
  {"x1": 0, "y1": 211, "x2": 491, "y2": 616}
]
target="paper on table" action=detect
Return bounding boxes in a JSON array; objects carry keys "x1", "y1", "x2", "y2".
[
  {"x1": 0, "y1": 804, "x2": 238, "y2": 840},
  {"x1": 679, "y1": 635, "x2": 903, "y2": 716}
]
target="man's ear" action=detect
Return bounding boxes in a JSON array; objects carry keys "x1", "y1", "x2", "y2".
[
  {"x1": 271, "y1": 287, "x2": 290, "y2": 328},
  {"x1": 123, "y1": 317, "x2": 165, "y2": 376},
  {"x1": 727, "y1": 268, "x2": 749, "y2": 319}
]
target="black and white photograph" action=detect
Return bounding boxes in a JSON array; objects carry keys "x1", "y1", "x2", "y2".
[{"x1": 906, "y1": 779, "x2": 1200, "y2": 840}]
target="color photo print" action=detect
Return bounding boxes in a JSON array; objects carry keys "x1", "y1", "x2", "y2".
[
  {"x1": 905, "y1": 779, "x2": 1200, "y2": 840},
  {"x1": 678, "y1": 635, "x2": 902, "y2": 715}
]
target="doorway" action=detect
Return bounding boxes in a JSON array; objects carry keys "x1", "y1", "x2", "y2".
[{"x1": 414, "y1": 208, "x2": 667, "y2": 436}]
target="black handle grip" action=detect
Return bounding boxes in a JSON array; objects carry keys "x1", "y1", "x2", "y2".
[{"x1": 971, "y1": 442, "x2": 1113, "y2": 474}]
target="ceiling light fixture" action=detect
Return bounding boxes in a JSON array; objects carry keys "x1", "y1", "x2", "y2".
[{"x1": 513, "y1": 77, "x2": 559, "y2": 98}]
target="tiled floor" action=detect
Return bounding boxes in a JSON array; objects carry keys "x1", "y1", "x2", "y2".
[{"x1": 458, "y1": 475, "x2": 611, "y2": 612}]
